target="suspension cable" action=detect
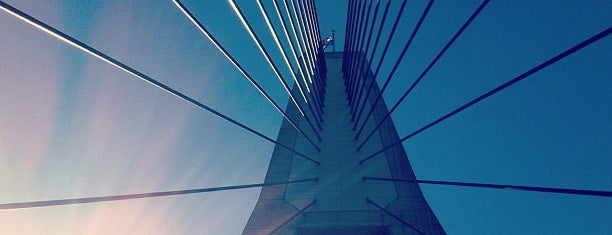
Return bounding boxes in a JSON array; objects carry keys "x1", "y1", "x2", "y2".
[
  {"x1": 359, "y1": 27, "x2": 611, "y2": 164},
  {"x1": 0, "y1": 1, "x2": 319, "y2": 164},
  {"x1": 0, "y1": 178, "x2": 318, "y2": 210},
  {"x1": 356, "y1": 0, "x2": 490, "y2": 148},
  {"x1": 364, "y1": 177, "x2": 612, "y2": 197}
]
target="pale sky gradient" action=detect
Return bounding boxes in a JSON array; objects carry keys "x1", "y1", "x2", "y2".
[{"x1": 1, "y1": 1, "x2": 611, "y2": 234}]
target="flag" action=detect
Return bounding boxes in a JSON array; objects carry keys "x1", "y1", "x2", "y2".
[{"x1": 322, "y1": 34, "x2": 334, "y2": 50}]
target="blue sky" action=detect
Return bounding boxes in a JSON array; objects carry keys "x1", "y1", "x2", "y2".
[{"x1": 0, "y1": 0, "x2": 610, "y2": 234}]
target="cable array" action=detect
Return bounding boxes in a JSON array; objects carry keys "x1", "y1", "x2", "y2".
[{"x1": 1, "y1": 0, "x2": 609, "y2": 220}]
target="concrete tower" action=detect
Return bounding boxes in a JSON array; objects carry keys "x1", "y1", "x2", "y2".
[{"x1": 243, "y1": 52, "x2": 445, "y2": 234}]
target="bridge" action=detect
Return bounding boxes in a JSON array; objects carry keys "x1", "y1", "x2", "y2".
[{"x1": 0, "y1": 1, "x2": 611, "y2": 234}]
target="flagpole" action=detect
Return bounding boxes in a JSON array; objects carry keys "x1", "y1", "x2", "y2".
[{"x1": 332, "y1": 29, "x2": 336, "y2": 52}]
